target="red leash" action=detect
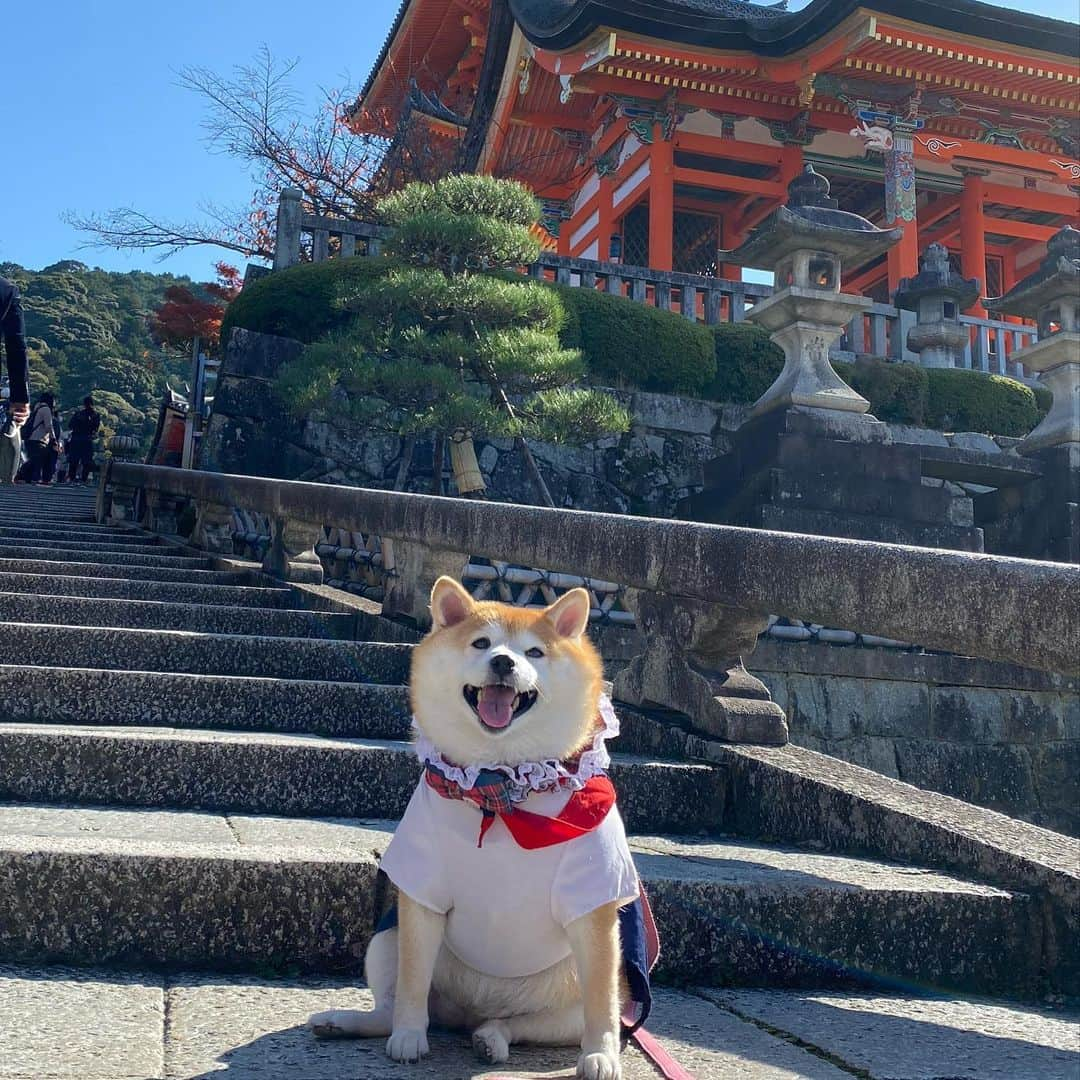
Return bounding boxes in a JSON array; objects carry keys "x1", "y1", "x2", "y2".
[{"x1": 631, "y1": 1026, "x2": 697, "y2": 1079}]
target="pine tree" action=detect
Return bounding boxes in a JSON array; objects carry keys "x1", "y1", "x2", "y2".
[{"x1": 295, "y1": 175, "x2": 629, "y2": 503}]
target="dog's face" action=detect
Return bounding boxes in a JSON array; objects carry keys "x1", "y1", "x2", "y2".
[{"x1": 410, "y1": 577, "x2": 603, "y2": 767}]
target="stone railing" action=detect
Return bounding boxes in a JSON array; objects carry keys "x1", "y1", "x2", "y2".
[
  {"x1": 101, "y1": 461, "x2": 1079, "y2": 749},
  {"x1": 230, "y1": 510, "x2": 918, "y2": 645},
  {"x1": 271, "y1": 188, "x2": 1034, "y2": 376}
]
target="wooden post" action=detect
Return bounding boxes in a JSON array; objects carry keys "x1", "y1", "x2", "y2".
[
  {"x1": 597, "y1": 176, "x2": 615, "y2": 264},
  {"x1": 884, "y1": 125, "x2": 919, "y2": 299},
  {"x1": 960, "y1": 169, "x2": 989, "y2": 317},
  {"x1": 649, "y1": 139, "x2": 675, "y2": 272}
]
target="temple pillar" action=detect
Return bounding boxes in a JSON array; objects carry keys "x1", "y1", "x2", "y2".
[
  {"x1": 959, "y1": 168, "x2": 989, "y2": 316},
  {"x1": 719, "y1": 211, "x2": 742, "y2": 281},
  {"x1": 597, "y1": 175, "x2": 615, "y2": 264},
  {"x1": 884, "y1": 124, "x2": 919, "y2": 296},
  {"x1": 649, "y1": 138, "x2": 674, "y2": 272},
  {"x1": 779, "y1": 142, "x2": 804, "y2": 183}
]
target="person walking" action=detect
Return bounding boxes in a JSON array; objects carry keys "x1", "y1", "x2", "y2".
[
  {"x1": 24, "y1": 393, "x2": 57, "y2": 484},
  {"x1": 67, "y1": 396, "x2": 100, "y2": 485},
  {"x1": 1, "y1": 277, "x2": 30, "y2": 431},
  {"x1": 42, "y1": 406, "x2": 63, "y2": 484}
]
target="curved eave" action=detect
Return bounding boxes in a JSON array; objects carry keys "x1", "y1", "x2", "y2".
[
  {"x1": 509, "y1": 0, "x2": 1079, "y2": 60},
  {"x1": 359, "y1": 0, "x2": 412, "y2": 104}
]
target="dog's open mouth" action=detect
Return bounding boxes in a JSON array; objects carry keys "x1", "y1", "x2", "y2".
[{"x1": 463, "y1": 684, "x2": 538, "y2": 730}]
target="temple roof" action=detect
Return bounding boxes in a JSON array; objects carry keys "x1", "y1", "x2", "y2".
[{"x1": 509, "y1": 0, "x2": 1079, "y2": 57}]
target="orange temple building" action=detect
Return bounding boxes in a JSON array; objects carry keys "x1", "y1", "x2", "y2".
[{"x1": 349, "y1": 0, "x2": 1079, "y2": 313}]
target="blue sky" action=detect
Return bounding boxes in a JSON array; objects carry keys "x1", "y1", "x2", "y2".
[{"x1": 2, "y1": 0, "x2": 1075, "y2": 283}]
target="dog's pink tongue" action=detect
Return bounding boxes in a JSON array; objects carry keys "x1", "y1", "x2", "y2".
[{"x1": 478, "y1": 685, "x2": 516, "y2": 729}]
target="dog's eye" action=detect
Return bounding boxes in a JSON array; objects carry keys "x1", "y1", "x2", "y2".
[
  {"x1": 471, "y1": 637, "x2": 490, "y2": 650},
  {"x1": 525, "y1": 647, "x2": 544, "y2": 659}
]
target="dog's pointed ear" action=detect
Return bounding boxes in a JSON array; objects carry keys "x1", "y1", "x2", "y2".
[
  {"x1": 544, "y1": 587, "x2": 591, "y2": 639},
  {"x1": 430, "y1": 576, "x2": 474, "y2": 629}
]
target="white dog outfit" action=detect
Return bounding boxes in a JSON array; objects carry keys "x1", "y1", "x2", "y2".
[{"x1": 378, "y1": 697, "x2": 655, "y2": 1024}]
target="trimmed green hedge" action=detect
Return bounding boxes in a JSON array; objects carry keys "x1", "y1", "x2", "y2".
[
  {"x1": 223, "y1": 260, "x2": 1049, "y2": 436},
  {"x1": 548, "y1": 283, "x2": 716, "y2": 396},
  {"x1": 224, "y1": 258, "x2": 718, "y2": 397},
  {"x1": 220, "y1": 257, "x2": 396, "y2": 346},
  {"x1": 706, "y1": 321, "x2": 1049, "y2": 436}
]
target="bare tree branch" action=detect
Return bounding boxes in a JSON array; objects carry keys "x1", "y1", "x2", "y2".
[{"x1": 68, "y1": 45, "x2": 388, "y2": 263}]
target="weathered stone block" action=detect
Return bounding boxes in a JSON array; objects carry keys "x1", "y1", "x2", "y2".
[
  {"x1": 930, "y1": 687, "x2": 1004, "y2": 743},
  {"x1": 222, "y1": 327, "x2": 304, "y2": 379},
  {"x1": 1002, "y1": 691, "x2": 1068, "y2": 744},
  {"x1": 826, "y1": 735, "x2": 900, "y2": 778},
  {"x1": 895, "y1": 739, "x2": 981, "y2": 802},
  {"x1": 631, "y1": 391, "x2": 719, "y2": 435}
]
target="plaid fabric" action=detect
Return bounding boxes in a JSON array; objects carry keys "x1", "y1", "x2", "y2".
[
  {"x1": 424, "y1": 763, "x2": 522, "y2": 817},
  {"x1": 424, "y1": 753, "x2": 614, "y2": 849}
]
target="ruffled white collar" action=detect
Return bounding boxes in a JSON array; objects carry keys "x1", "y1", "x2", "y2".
[{"x1": 412, "y1": 695, "x2": 618, "y2": 801}]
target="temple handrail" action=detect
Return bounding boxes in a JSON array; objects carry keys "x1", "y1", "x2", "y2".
[
  {"x1": 271, "y1": 190, "x2": 1034, "y2": 377},
  {"x1": 107, "y1": 461, "x2": 1077, "y2": 680}
]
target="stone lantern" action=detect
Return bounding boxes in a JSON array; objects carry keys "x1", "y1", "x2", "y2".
[
  {"x1": 894, "y1": 243, "x2": 980, "y2": 369},
  {"x1": 719, "y1": 165, "x2": 902, "y2": 418},
  {"x1": 986, "y1": 226, "x2": 1080, "y2": 455}
]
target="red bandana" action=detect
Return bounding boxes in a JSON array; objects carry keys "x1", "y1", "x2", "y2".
[{"x1": 425, "y1": 765, "x2": 617, "y2": 849}]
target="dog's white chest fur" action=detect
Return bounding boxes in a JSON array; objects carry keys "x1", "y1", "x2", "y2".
[{"x1": 380, "y1": 781, "x2": 639, "y2": 978}]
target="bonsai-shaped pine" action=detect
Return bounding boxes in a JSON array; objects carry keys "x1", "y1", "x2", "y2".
[{"x1": 285, "y1": 174, "x2": 629, "y2": 504}]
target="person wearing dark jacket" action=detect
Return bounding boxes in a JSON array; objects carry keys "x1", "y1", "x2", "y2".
[
  {"x1": 67, "y1": 397, "x2": 100, "y2": 484},
  {"x1": 0, "y1": 277, "x2": 30, "y2": 427},
  {"x1": 23, "y1": 393, "x2": 57, "y2": 484}
]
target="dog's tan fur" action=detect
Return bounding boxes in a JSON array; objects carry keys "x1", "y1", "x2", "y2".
[{"x1": 309, "y1": 578, "x2": 624, "y2": 1079}]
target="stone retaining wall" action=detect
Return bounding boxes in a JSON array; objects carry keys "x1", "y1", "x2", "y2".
[
  {"x1": 206, "y1": 328, "x2": 1030, "y2": 518},
  {"x1": 750, "y1": 642, "x2": 1078, "y2": 836}
]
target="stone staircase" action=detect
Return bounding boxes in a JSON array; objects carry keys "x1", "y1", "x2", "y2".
[{"x1": 0, "y1": 484, "x2": 1075, "y2": 1079}]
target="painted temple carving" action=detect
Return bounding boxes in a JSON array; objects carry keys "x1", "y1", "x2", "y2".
[{"x1": 348, "y1": 0, "x2": 1079, "y2": 307}]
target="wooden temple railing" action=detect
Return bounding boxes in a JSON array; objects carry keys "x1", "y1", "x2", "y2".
[{"x1": 270, "y1": 188, "x2": 1036, "y2": 380}]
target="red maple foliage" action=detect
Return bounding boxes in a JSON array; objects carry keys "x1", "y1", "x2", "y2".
[{"x1": 151, "y1": 263, "x2": 243, "y2": 349}]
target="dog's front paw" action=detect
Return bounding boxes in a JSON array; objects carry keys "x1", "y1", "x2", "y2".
[
  {"x1": 472, "y1": 1021, "x2": 510, "y2": 1064},
  {"x1": 577, "y1": 1046, "x2": 621, "y2": 1080},
  {"x1": 386, "y1": 1027, "x2": 429, "y2": 1064}
]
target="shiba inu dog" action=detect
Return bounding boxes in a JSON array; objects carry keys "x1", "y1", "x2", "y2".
[{"x1": 308, "y1": 576, "x2": 651, "y2": 1080}]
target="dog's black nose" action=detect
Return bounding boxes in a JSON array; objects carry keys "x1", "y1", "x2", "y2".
[{"x1": 490, "y1": 654, "x2": 515, "y2": 678}]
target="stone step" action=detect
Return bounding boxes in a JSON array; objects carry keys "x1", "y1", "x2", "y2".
[
  {"x1": 0, "y1": 594, "x2": 354, "y2": 637},
  {"x1": 0, "y1": 725, "x2": 721, "y2": 835},
  {"x1": 0, "y1": 571, "x2": 295, "y2": 609},
  {"x1": 0, "y1": 544, "x2": 214, "y2": 569},
  {"x1": 0, "y1": 623, "x2": 412, "y2": 682},
  {"x1": 0, "y1": 665, "x2": 411, "y2": 737},
  {"x1": 0, "y1": 803, "x2": 1039, "y2": 997},
  {"x1": 0, "y1": 558, "x2": 254, "y2": 584},
  {"x1": 2, "y1": 535, "x2": 177, "y2": 555},
  {"x1": 0, "y1": 522, "x2": 146, "y2": 540},
  {"x1": 27, "y1": 973, "x2": 1057, "y2": 1080},
  {"x1": 0, "y1": 526, "x2": 168, "y2": 546},
  {"x1": 0, "y1": 510, "x2": 103, "y2": 525},
  {"x1": 13, "y1": 975, "x2": 1073, "y2": 1080}
]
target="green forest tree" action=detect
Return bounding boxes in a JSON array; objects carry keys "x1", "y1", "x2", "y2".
[
  {"x1": 0, "y1": 260, "x2": 208, "y2": 449},
  {"x1": 279, "y1": 175, "x2": 629, "y2": 505}
]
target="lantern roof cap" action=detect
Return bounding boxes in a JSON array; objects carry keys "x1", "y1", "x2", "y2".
[
  {"x1": 894, "y1": 243, "x2": 981, "y2": 311},
  {"x1": 986, "y1": 226, "x2": 1080, "y2": 319},
  {"x1": 719, "y1": 165, "x2": 902, "y2": 269}
]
